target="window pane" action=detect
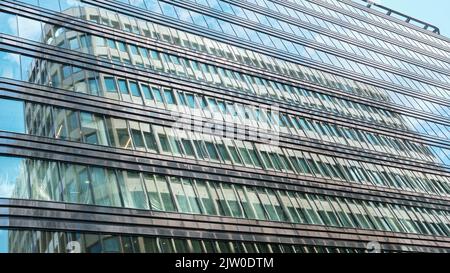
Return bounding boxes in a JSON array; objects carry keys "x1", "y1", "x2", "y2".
[
  {"x1": 0, "y1": 156, "x2": 29, "y2": 199},
  {"x1": 170, "y1": 177, "x2": 190, "y2": 213},
  {"x1": 0, "y1": 12, "x2": 18, "y2": 36},
  {"x1": 140, "y1": 123, "x2": 158, "y2": 152},
  {"x1": 222, "y1": 184, "x2": 243, "y2": 217},
  {"x1": 194, "y1": 180, "x2": 217, "y2": 215},
  {"x1": 0, "y1": 51, "x2": 21, "y2": 80},
  {"x1": 156, "y1": 175, "x2": 176, "y2": 211},
  {"x1": 117, "y1": 170, "x2": 149, "y2": 209},
  {"x1": 102, "y1": 235, "x2": 121, "y2": 253},
  {"x1": 80, "y1": 112, "x2": 108, "y2": 145},
  {"x1": 104, "y1": 77, "x2": 117, "y2": 92},
  {"x1": 129, "y1": 121, "x2": 145, "y2": 150},
  {"x1": 143, "y1": 174, "x2": 161, "y2": 210},
  {"x1": 28, "y1": 160, "x2": 61, "y2": 202},
  {"x1": 60, "y1": 163, "x2": 93, "y2": 205},
  {"x1": 158, "y1": 238, "x2": 174, "y2": 253},
  {"x1": 17, "y1": 16, "x2": 42, "y2": 41},
  {"x1": 0, "y1": 99, "x2": 25, "y2": 133},
  {"x1": 90, "y1": 167, "x2": 122, "y2": 207},
  {"x1": 143, "y1": 237, "x2": 159, "y2": 253},
  {"x1": 246, "y1": 187, "x2": 266, "y2": 220},
  {"x1": 105, "y1": 118, "x2": 132, "y2": 149},
  {"x1": 129, "y1": 82, "x2": 141, "y2": 97},
  {"x1": 182, "y1": 178, "x2": 202, "y2": 214},
  {"x1": 118, "y1": 79, "x2": 129, "y2": 94}
]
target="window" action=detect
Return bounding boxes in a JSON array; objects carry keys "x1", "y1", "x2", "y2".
[
  {"x1": 53, "y1": 108, "x2": 81, "y2": 142},
  {"x1": 222, "y1": 184, "x2": 243, "y2": 217},
  {"x1": 158, "y1": 238, "x2": 174, "y2": 253},
  {"x1": 129, "y1": 82, "x2": 141, "y2": 97},
  {"x1": 180, "y1": 138, "x2": 195, "y2": 157},
  {"x1": 267, "y1": 189, "x2": 287, "y2": 221},
  {"x1": 117, "y1": 170, "x2": 149, "y2": 209},
  {"x1": 88, "y1": 77, "x2": 100, "y2": 96},
  {"x1": 159, "y1": 2, "x2": 178, "y2": 19},
  {"x1": 158, "y1": 133, "x2": 171, "y2": 153},
  {"x1": 17, "y1": 16, "x2": 42, "y2": 41},
  {"x1": 152, "y1": 87, "x2": 164, "y2": 103},
  {"x1": 129, "y1": 121, "x2": 145, "y2": 150},
  {"x1": 228, "y1": 145, "x2": 243, "y2": 164},
  {"x1": 194, "y1": 180, "x2": 217, "y2": 215},
  {"x1": 257, "y1": 188, "x2": 279, "y2": 221},
  {"x1": 0, "y1": 12, "x2": 18, "y2": 36},
  {"x1": 28, "y1": 160, "x2": 61, "y2": 202},
  {"x1": 216, "y1": 143, "x2": 232, "y2": 163},
  {"x1": 0, "y1": 99, "x2": 24, "y2": 133},
  {"x1": 164, "y1": 89, "x2": 176, "y2": 105},
  {"x1": 107, "y1": 39, "x2": 117, "y2": 49},
  {"x1": 106, "y1": 118, "x2": 132, "y2": 149},
  {"x1": 118, "y1": 79, "x2": 129, "y2": 94},
  {"x1": 60, "y1": 164, "x2": 93, "y2": 205},
  {"x1": 80, "y1": 112, "x2": 108, "y2": 146},
  {"x1": 0, "y1": 156, "x2": 29, "y2": 199},
  {"x1": 170, "y1": 177, "x2": 190, "y2": 213},
  {"x1": 141, "y1": 84, "x2": 153, "y2": 100},
  {"x1": 62, "y1": 65, "x2": 72, "y2": 80},
  {"x1": 102, "y1": 235, "x2": 121, "y2": 253},
  {"x1": 205, "y1": 141, "x2": 220, "y2": 161},
  {"x1": 89, "y1": 167, "x2": 122, "y2": 207},
  {"x1": 156, "y1": 175, "x2": 176, "y2": 211},
  {"x1": 140, "y1": 123, "x2": 158, "y2": 152},
  {"x1": 104, "y1": 77, "x2": 117, "y2": 92},
  {"x1": 0, "y1": 51, "x2": 21, "y2": 80},
  {"x1": 69, "y1": 38, "x2": 80, "y2": 50},
  {"x1": 234, "y1": 185, "x2": 254, "y2": 219},
  {"x1": 140, "y1": 174, "x2": 162, "y2": 211}
]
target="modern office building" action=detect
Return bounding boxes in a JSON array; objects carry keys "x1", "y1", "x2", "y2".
[{"x1": 0, "y1": 0, "x2": 449, "y2": 253}]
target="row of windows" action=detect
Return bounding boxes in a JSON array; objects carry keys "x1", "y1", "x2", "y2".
[
  {"x1": 2, "y1": 98, "x2": 450, "y2": 197},
  {"x1": 116, "y1": 0, "x2": 450, "y2": 101},
  {"x1": 2, "y1": 229, "x2": 370, "y2": 253},
  {"x1": 3, "y1": 32, "x2": 450, "y2": 143},
  {"x1": 318, "y1": 0, "x2": 450, "y2": 52},
  {"x1": 11, "y1": 0, "x2": 450, "y2": 107},
  {"x1": 180, "y1": 0, "x2": 450, "y2": 85},
  {"x1": 5, "y1": 4, "x2": 449, "y2": 122},
  {"x1": 0, "y1": 155, "x2": 449, "y2": 237},
  {"x1": 274, "y1": 0, "x2": 450, "y2": 68}
]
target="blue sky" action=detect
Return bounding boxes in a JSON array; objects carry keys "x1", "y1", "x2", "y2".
[{"x1": 374, "y1": 0, "x2": 450, "y2": 38}]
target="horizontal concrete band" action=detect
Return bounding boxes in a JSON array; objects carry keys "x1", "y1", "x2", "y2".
[{"x1": 0, "y1": 198, "x2": 449, "y2": 251}]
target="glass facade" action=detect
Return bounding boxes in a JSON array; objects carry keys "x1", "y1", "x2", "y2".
[
  {"x1": 0, "y1": 99, "x2": 446, "y2": 197},
  {"x1": 1, "y1": 228, "x2": 374, "y2": 253},
  {"x1": 1, "y1": 155, "x2": 449, "y2": 236},
  {"x1": 0, "y1": 0, "x2": 449, "y2": 252}
]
